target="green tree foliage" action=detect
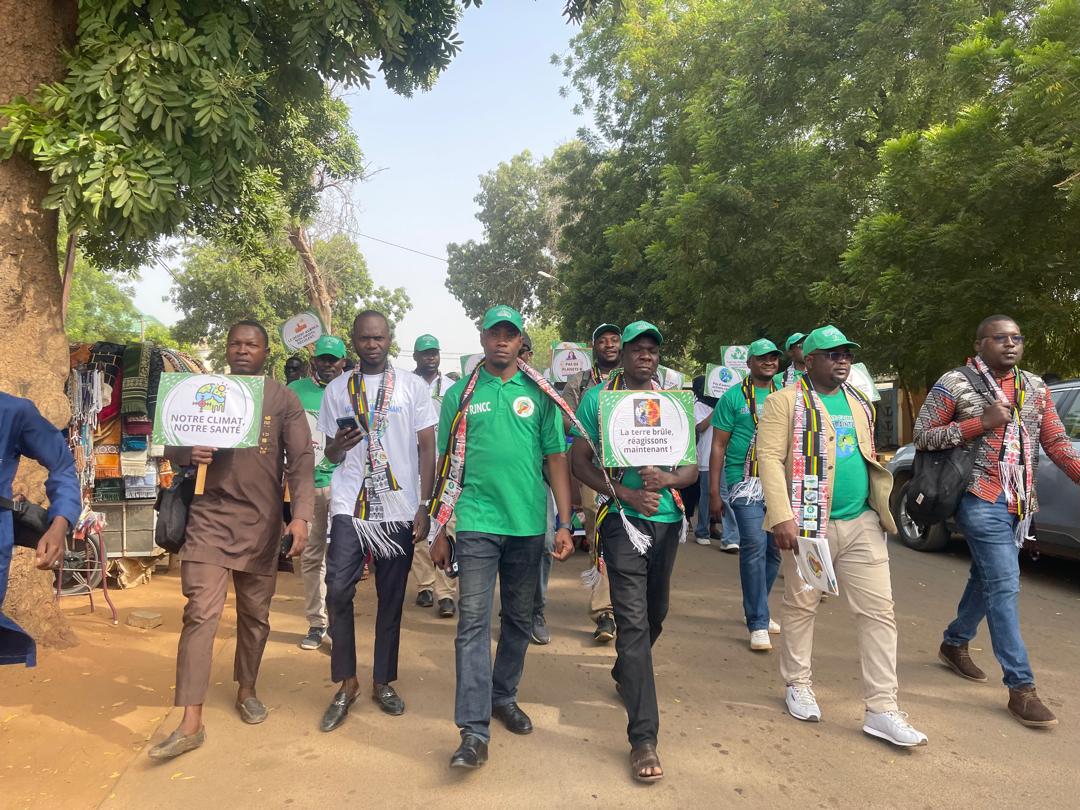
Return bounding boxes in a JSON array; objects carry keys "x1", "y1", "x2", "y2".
[
  {"x1": 170, "y1": 233, "x2": 409, "y2": 374},
  {"x1": 445, "y1": 150, "x2": 562, "y2": 321}
]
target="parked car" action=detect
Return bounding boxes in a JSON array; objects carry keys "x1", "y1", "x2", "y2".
[{"x1": 885, "y1": 379, "x2": 1080, "y2": 560}]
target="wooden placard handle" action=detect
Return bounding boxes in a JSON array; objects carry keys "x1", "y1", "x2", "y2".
[{"x1": 195, "y1": 463, "x2": 208, "y2": 495}]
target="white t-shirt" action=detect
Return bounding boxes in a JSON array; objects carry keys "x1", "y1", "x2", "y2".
[
  {"x1": 317, "y1": 367, "x2": 438, "y2": 521},
  {"x1": 694, "y1": 400, "x2": 714, "y2": 472},
  {"x1": 422, "y1": 373, "x2": 457, "y2": 401}
]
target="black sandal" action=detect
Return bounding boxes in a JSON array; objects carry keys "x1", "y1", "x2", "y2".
[{"x1": 630, "y1": 743, "x2": 664, "y2": 782}]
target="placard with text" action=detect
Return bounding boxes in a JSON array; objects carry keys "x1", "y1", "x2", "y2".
[
  {"x1": 152, "y1": 373, "x2": 264, "y2": 448},
  {"x1": 599, "y1": 389, "x2": 696, "y2": 468}
]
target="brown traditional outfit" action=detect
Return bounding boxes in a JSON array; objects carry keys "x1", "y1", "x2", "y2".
[{"x1": 165, "y1": 379, "x2": 314, "y2": 706}]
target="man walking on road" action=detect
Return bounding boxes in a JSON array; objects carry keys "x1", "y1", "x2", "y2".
[
  {"x1": 410, "y1": 333, "x2": 458, "y2": 617},
  {"x1": 757, "y1": 325, "x2": 928, "y2": 748},
  {"x1": 150, "y1": 321, "x2": 314, "y2": 761},
  {"x1": 316, "y1": 311, "x2": 437, "y2": 730},
  {"x1": 571, "y1": 321, "x2": 697, "y2": 782},
  {"x1": 428, "y1": 305, "x2": 575, "y2": 771},
  {"x1": 914, "y1": 315, "x2": 1080, "y2": 728},
  {"x1": 288, "y1": 335, "x2": 348, "y2": 651},
  {"x1": 775, "y1": 332, "x2": 807, "y2": 387},
  {"x1": 562, "y1": 323, "x2": 622, "y2": 644},
  {"x1": 710, "y1": 339, "x2": 782, "y2": 651}
]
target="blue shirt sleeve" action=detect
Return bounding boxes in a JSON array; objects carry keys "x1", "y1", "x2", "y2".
[{"x1": 16, "y1": 400, "x2": 81, "y2": 527}]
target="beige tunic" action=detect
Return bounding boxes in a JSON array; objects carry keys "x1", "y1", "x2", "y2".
[{"x1": 166, "y1": 378, "x2": 315, "y2": 575}]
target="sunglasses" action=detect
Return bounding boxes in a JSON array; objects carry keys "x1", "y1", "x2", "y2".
[
  {"x1": 815, "y1": 350, "x2": 854, "y2": 363},
  {"x1": 980, "y1": 334, "x2": 1024, "y2": 345}
]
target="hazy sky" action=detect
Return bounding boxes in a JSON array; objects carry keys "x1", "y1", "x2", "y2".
[{"x1": 132, "y1": 2, "x2": 586, "y2": 365}]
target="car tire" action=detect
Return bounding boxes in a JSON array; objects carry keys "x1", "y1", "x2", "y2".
[{"x1": 889, "y1": 476, "x2": 950, "y2": 552}]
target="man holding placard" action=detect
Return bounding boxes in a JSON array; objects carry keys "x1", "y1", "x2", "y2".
[
  {"x1": 774, "y1": 332, "x2": 807, "y2": 387},
  {"x1": 288, "y1": 335, "x2": 348, "y2": 652},
  {"x1": 410, "y1": 334, "x2": 458, "y2": 616},
  {"x1": 709, "y1": 339, "x2": 783, "y2": 652},
  {"x1": 562, "y1": 323, "x2": 622, "y2": 644},
  {"x1": 756, "y1": 325, "x2": 928, "y2": 748},
  {"x1": 316, "y1": 311, "x2": 438, "y2": 730},
  {"x1": 150, "y1": 320, "x2": 314, "y2": 761},
  {"x1": 571, "y1": 321, "x2": 697, "y2": 782}
]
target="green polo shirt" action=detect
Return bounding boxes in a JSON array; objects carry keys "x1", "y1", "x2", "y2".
[
  {"x1": 287, "y1": 377, "x2": 338, "y2": 489},
  {"x1": 571, "y1": 384, "x2": 683, "y2": 524},
  {"x1": 438, "y1": 367, "x2": 565, "y2": 536}
]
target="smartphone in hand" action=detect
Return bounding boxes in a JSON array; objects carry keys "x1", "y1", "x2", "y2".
[{"x1": 336, "y1": 416, "x2": 359, "y2": 432}]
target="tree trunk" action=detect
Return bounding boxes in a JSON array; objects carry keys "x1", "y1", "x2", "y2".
[
  {"x1": 0, "y1": 0, "x2": 80, "y2": 649},
  {"x1": 286, "y1": 223, "x2": 334, "y2": 333}
]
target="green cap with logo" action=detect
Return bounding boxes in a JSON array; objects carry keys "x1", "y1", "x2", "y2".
[
  {"x1": 748, "y1": 338, "x2": 781, "y2": 358},
  {"x1": 413, "y1": 334, "x2": 440, "y2": 352},
  {"x1": 784, "y1": 332, "x2": 807, "y2": 351},
  {"x1": 802, "y1": 324, "x2": 860, "y2": 356},
  {"x1": 313, "y1": 335, "x2": 346, "y2": 359},
  {"x1": 592, "y1": 323, "x2": 621, "y2": 342},
  {"x1": 481, "y1": 304, "x2": 524, "y2": 333},
  {"x1": 621, "y1": 320, "x2": 663, "y2": 346}
]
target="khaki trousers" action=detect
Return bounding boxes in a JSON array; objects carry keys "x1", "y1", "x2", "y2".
[
  {"x1": 299, "y1": 487, "x2": 330, "y2": 628},
  {"x1": 778, "y1": 510, "x2": 899, "y2": 713},
  {"x1": 582, "y1": 484, "x2": 613, "y2": 621},
  {"x1": 410, "y1": 514, "x2": 459, "y2": 602},
  {"x1": 175, "y1": 560, "x2": 277, "y2": 706}
]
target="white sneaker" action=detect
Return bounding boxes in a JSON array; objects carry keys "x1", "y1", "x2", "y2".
[
  {"x1": 862, "y1": 710, "x2": 928, "y2": 747},
  {"x1": 749, "y1": 629, "x2": 772, "y2": 651},
  {"x1": 719, "y1": 539, "x2": 740, "y2": 553},
  {"x1": 695, "y1": 536, "x2": 712, "y2": 546},
  {"x1": 768, "y1": 619, "x2": 781, "y2": 634},
  {"x1": 785, "y1": 685, "x2": 821, "y2": 722}
]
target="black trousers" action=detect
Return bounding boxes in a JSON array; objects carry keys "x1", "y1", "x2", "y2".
[
  {"x1": 602, "y1": 515, "x2": 682, "y2": 747},
  {"x1": 325, "y1": 515, "x2": 415, "y2": 684}
]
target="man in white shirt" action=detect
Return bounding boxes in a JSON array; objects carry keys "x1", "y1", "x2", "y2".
[
  {"x1": 410, "y1": 333, "x2": 459, "y2": 616},
  {"x1": 316, "y1": 311, "x2": 438, "y2": 731},
  {"x1": 692, "y1": 375, "x2": 740, "y2": 551}
]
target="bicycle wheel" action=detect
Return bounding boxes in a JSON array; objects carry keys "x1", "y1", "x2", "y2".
[{"x1": 56, "y1": 531, "x2": 105, "y2": 596}]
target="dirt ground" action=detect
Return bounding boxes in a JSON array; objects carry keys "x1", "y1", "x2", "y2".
[{"x1": 3, "y1": 539, "x2": 1080, "y2": 809}]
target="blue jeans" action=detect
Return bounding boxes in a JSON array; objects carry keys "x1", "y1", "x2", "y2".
[
  {"x1": 454, "y1": 532, "x2": 543, "y2": 741},
  {"x1": 730, "y1": 495, "x2": 780, "y2": 631},
  {"x1": 534, "y1": 490, "x2": 556, "y2": 618},
  {"x1": 944, "y1": 493, "x2": 1033, "y2": 688},
  {"x1": 696, "y1": 470, "x2": 740, "y2": 542}
]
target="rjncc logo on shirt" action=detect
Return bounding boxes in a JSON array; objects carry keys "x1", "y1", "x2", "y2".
[
  {"x1": 468, "y1": 401, "x2": 492, "y2": 416},
  {"x1": 513, "y1": 396, "x2": 535, "y2": 419}
]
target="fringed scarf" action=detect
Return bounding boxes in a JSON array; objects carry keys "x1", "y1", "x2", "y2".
[
  {"x1": 971, "y1": 356, "x2": 1034, "y2": 547},
  {"x1": 790, "y1": 376, "x2": 875, "y2": 545},
  {"x1": 347, "y1": 366, "x2": 412, "y2": 558},
  {"x1": 121, "y1": 342, "x2": 152, "y2": 415},
  {"x1": 728, "y1": 376, "x2": 778, "y2": 503}
]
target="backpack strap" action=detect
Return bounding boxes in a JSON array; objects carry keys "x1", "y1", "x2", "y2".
[{"x1": 957, "y1": 365, "x2": 993, "y2": 402}]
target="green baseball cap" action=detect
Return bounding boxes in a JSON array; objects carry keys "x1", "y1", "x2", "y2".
[
  {"x1": 784, "y1": 332, "x2": 807, "y2": 351},
  {"x1": 592, "y1": 323, "x2": 621, "y2": 342},
  {"x1": 313, "y1": 335, "x2": 346, "y2": 359},
  {"x1": 413, "y1": 334, "x2": 440, "y2": 352},
  {"x1": 802, "y1": 324, "x2": 860, "y2": 356},
  {"x1": 748, "y1": 338, "x2": 781, "y2": 358},
  {"x1": 621, "y1": 320, "x2": 663, "y2": 346},
  {"x1": 481, "y1": 304, "x2": 524, "y2": 333}
]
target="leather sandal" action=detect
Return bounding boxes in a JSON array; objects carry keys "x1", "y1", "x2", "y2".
[{"x1": 630, "y1": 743, "x2": 664, "y2": 783}]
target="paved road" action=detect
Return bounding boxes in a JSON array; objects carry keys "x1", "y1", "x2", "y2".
[{"x1": 101, "y1": 536, "x2": 1080, "y2": 809}]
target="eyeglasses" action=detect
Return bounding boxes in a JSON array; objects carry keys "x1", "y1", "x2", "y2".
[
  {"x1": 981, "y1": 334, "x2": 1024, "y2": 345},
  {"x1": 816, "y1": 350, "x2": 854, "y2": 363}
]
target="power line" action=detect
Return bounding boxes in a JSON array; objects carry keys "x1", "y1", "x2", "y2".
[{"x1": 321, "y1": 223, "x2": 449, "y2": 263}]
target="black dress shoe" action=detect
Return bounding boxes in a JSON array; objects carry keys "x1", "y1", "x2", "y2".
[
  {"x1": 449, "y1": 734, "x2": 488, "y2": 769},
  {"x1": 320, "y1": 690, "x2": 357, "y2": 732},
  {"x1": 416, "y1": 589, "x2": 434, "y2": 608},
  {"x1": 491, "y1": 702, "x2": 533, "y2": 735},
  {"x1": 438, "y1": 598, "x2": 456, "y2": 618},
  {"x1": 373, "y1": 683, "x2": 405, "y2": 716}
]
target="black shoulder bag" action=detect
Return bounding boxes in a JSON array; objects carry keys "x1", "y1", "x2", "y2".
[
  {"x1": 153, "y1": 473, "x2": 195, "y2": 554},
  {"x1": 0, "y1": 495, "x2": 63, "y2": 549},
  {"x1": 905, "y1": 366, "x2": 992, "y2": 526}
]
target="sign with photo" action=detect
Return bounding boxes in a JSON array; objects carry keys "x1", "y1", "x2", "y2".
[
  {"x1": 549, "y1": 341, "x2": 593, "y2": 383},
  {"x1": 704, "y1": 363, "x2": 744, "y2": 398},
  {"x1": 280, "y1": 312, "x2": 325, "y2": 352},
  {"x1": 460, "y1": 353, "x2": 484, "y2": 376},
  {"x1": 599, "y1": 389, "x2": 696, "y2": 468},
  {"x1": 152, "y1": 373, "x2": 264, "y2": 448}
]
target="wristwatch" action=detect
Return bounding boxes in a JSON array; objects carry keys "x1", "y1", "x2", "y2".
[{"x1": 555, "y1": 518, "x2": 573, "y2": 532}]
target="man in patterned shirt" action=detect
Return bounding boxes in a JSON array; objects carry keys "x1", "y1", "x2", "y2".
[{"x1": 914, "y1": 314, "x2": 1080, "y2": 729}]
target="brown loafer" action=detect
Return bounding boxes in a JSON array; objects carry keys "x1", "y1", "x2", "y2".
[
  {"x1": 939, "y1": 642, "x2": 988, "y2": 682},
  {"x1": 236, "y1": 696, "x2": 268, "y2": 724},
  {"x1": 1008, "y1": 685, "x2": 1058, "y2": 728},
  {"x1": 147, "y1": 727, "x2": 206, "y2": 761}
]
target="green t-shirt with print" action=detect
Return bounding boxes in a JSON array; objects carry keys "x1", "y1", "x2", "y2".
[
  {"x1": 819, "y1": 389, "x2": 871, "y2": 520},
  {"x1": 711, "y1": 383, "x2": 774, "y2": 487},
  {"x1": 438, "y1": 367, "x2": 565, "y2": 536},
  {"x1": 287, "y1": 377, "x2": 338, "y2": 489},
  {"x1": 571, "y1": 384, "x2": 683, "y2": 524}
]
